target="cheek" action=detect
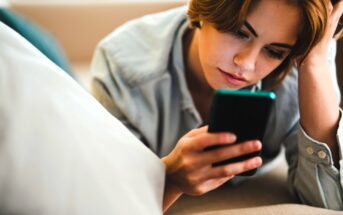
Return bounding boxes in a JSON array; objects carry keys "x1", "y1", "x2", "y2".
[
  {"x1": 198, "y1": 39, "x2": 216, "y2": 66},
  {"x1": 198, "y1": 39, "x2": 235, "y2": 69},
  {"x1": 254, "y1": 59, "x2": 283, "y2": 80}
]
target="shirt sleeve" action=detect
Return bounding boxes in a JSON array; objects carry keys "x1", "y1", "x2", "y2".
[
  {"x1": 286, "y1": 113, "x2": 343, "y2": 210},
  {"x1": 285, "y1": 39, "x2": 343, "y2": 210}
]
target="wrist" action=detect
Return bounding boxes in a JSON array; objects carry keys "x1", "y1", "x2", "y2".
[
  {"x1": 298, "y1": 58, "x2": 330, "y2": 74},
  {"x1": 162, "y1": 155, "x2": 183, "y2": 194},
  {"x1": 162, "y1": 155, "x2": 175, "y2": 175},
  {"x1": 163, "y1": 174, "x2": 183, "y2": 212},
  {"x1": 298, "y1": 48, "x2": 329, "y2": 72}
]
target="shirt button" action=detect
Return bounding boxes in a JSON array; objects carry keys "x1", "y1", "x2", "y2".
[
  {"x1": 306, "y1": 147, "x2": 314, "y2": 155},
  {"x1": 318, "y1": 151, "x2": 327, "y2": 159}
]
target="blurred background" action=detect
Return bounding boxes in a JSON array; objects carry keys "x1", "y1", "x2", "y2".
[{"x1": 1, "y1": 0, "x2": 186, "y2": 89}]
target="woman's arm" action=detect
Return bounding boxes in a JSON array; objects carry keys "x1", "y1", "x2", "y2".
[
  {"x1": 161, "y1": 171, "x2": 183, "y2": 212},
  {"x1": 298, "y1": 1, "x2": 343, "y2": 167}
]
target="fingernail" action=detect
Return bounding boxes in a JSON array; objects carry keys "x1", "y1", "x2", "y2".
[
  {"x1": 230, "y1": 134, "x2": 237, "y2": 142},
  {"x1": 254, "y1": 157, "x2": 262, "y2": 167},
  {"x1": 227, "y1": 133, "x2": 237, "y2": 143},
  {"x1": 255, "y1": 140, "x2": 262, "y2": 149},
  {"x1": 222, "y1": 133, "x2": 235, "y2": 142}
]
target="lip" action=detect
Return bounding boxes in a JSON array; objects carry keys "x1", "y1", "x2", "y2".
[{"x1": 218, "y1": 68, "x2": 248, "y2": 87}]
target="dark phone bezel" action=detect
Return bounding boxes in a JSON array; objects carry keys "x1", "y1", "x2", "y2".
[{"x1": 207, "y1": 89, "x2": 276, "y2": 176}]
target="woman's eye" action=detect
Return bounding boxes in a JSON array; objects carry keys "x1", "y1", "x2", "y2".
[
  {"x1": 265, "y1": 47, "x2": 285, "y2": 60},
  {"x1": 233, "y1": 30, "x2": 249, "y2": 39}
]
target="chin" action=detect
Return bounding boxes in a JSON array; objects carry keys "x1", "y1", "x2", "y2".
[
  {"x1": 222, "y1": 82, "x2": 247, "y2": 90},
  {"x1": 213, "y1": 83, "x2": 242, "y2": 90}
]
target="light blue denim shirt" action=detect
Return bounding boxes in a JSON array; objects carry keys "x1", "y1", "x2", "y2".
[{"x1": 91, "y1": 6, "x2": 343, "y2": 210}]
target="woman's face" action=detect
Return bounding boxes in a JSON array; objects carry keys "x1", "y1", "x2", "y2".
[{"x1": 197, "y1": 0, "x2": 302, "y2": 89}]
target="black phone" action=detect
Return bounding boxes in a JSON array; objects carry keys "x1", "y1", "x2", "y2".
[
  {"x1": 331, "y1": 0, "x2": 343, "y2": 35},
  {"x1": 207, "y1": 89, "x2": 276, "y2": 176}
]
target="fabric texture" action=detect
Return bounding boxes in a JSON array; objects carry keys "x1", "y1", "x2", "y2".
[
  {"x1": 90, "y1": 6, "x2": 343, "y2": 210},
  {"x1": 0, "y1": 9, "x2": 73, "y2": 76},
  {"x1": 191, "y1": 204, "x2": 342, "y2": 215},
  {"x1": 0, "y1": 22, "x2": 164, "y2": 215}
]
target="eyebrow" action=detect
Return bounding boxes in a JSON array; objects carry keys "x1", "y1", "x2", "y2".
[
  {"x1": 244, "y1": 21, "x2": 258, "y2": 37},
  {"x1": 243, "y1": 21, "x2": 294, "y2": 49}
]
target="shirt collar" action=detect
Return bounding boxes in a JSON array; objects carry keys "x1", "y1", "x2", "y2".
[
  {"x1": 171, "y1": 19, "x2": 203, "y2": 125},
  {"x1": 249, "y1": 81, "x2": 262, "y2": 92}
]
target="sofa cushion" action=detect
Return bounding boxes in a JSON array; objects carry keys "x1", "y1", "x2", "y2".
[{"x1": 191, "y1": 204, "x2": 340, "y2": 215}]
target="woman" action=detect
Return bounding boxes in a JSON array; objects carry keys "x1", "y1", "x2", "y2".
[{"x1": 91, "y1": 0, "x2": 343, "y2": 211}]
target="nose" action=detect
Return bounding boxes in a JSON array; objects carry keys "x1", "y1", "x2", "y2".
[{"x1": 233, "y1": 45, "x2": 259, "y2": 73}]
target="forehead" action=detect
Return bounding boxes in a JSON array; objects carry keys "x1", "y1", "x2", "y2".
[{"x1": 246, "y1": 0, "x2": 302, "y2": 44}]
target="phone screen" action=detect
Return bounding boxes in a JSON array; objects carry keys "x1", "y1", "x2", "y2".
[{"x1": 207, "y1": 89, "x2": 276, "y2": 176}]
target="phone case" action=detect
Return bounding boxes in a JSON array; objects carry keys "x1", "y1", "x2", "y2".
[{"x1": 207, "y1": 89, "x2": 276, "y2": 176}]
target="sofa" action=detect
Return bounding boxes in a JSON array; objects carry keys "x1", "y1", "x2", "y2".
[{"x1": 8, "y1": 1, "x2": 343, "y2": 214}]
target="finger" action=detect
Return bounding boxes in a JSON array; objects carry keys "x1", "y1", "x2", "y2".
[
  {"x1": 333, "y1": 1, "x2": 343, "y2": 23},
  {"x1": 192, "y1": 175, "x2": 235, "y2": 196},
  {"x1": 329, "y1": 1, "x2": 343, "y2": 36},
  {"x1": 189, "y1": 131, "x2": 237, "y2": 151},
  {"x1": 329, "y1": 0, "x2": 334, "y2": 12},
  {"x1": 200, "y1": 140, "x2": 262, "y2": 165},
  {"x1": 217, "y1": 175, "x2": 235, "y2": 184},
  {"x1": 202, "y1": 156, "x2": 263, "y2": 179},
  {"x1": 186, "y1": 125, "x2": 209, "y2": 137}
]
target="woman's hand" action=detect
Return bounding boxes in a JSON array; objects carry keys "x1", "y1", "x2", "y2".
[
  {"x1": 299, "y1": 0, "x2": 343, "y2": 69},
  {"x1": 161, "y1": 125, "x2": 262, "y2": 211},
  {"x1": 297, "y1": 1, "x2": 343, "y2": 167}
]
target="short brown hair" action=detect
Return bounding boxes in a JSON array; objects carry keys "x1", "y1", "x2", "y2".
[{"x1": 188, "y1": 0, "x2": 338, "y2": 88}]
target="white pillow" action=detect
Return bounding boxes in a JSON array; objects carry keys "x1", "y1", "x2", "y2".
[{"x1": 0, "y1": 22, "x2": 164, "y2": 215}]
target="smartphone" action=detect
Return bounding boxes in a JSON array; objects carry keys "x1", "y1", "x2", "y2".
[
  {"x1": 207, "y1": 89, "x2": 276, "y2": 176},
  {"x1": 331, "y1": 0, "x2": 343, "y2": 35}
]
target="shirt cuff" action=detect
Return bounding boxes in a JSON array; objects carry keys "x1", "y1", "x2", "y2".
[{"x1": 298, "y1": 109, "x2": 343, "y2": 168}]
